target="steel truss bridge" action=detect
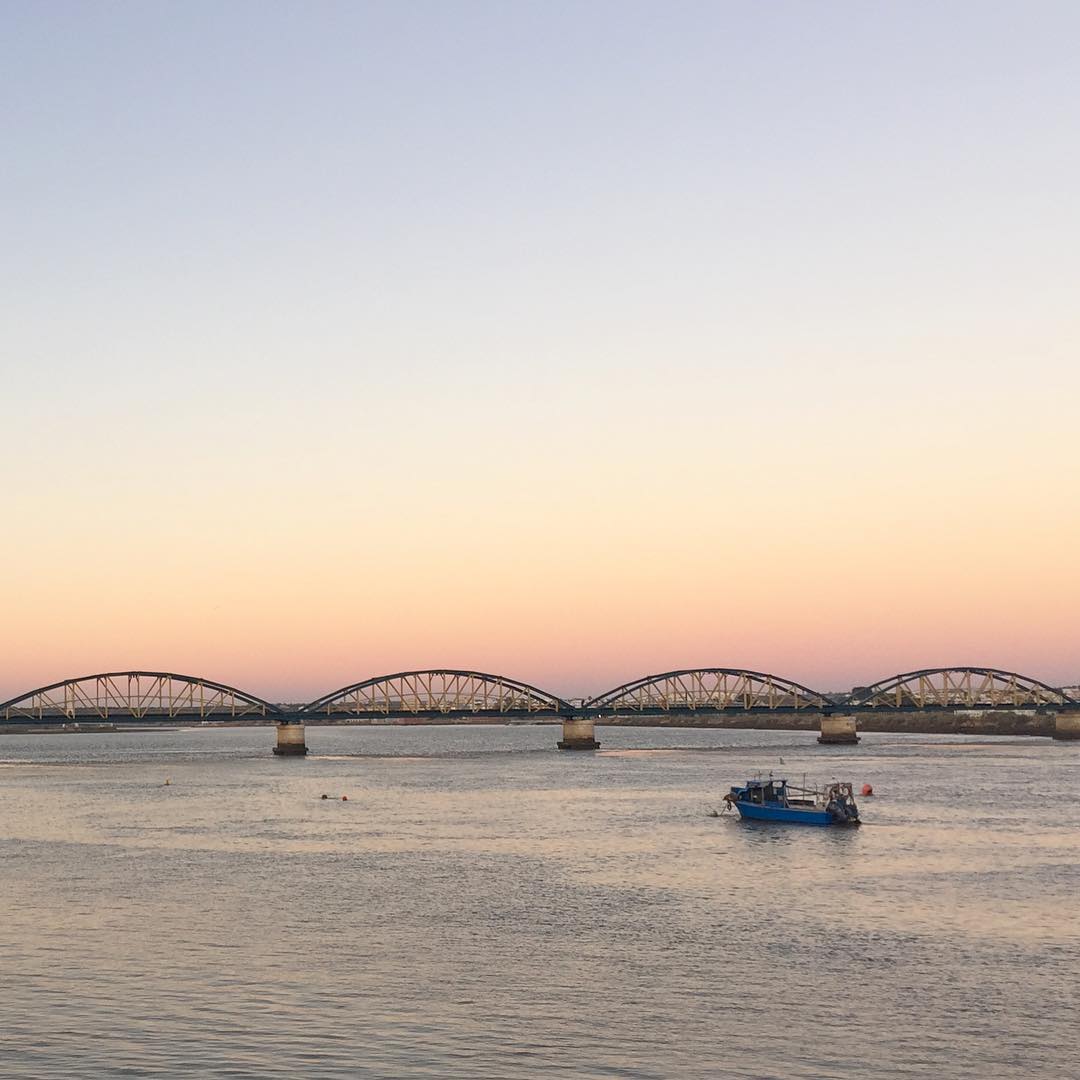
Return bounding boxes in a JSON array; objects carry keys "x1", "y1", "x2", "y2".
[{"x1": 0, "y1": 666, "x2": 1076, "y2": 727}]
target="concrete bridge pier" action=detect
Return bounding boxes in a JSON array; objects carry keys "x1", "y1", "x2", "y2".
[
  {"x1": 1053, "y1": 712, "x2": 1080, "y2": 740},
  {"x1": 818, "y1": 714, "x2": 860, "y2": 745},
  {"x1": 558, "y1": 717, "x2": 600, "y2": 750},
  {"x1": 273, "y1": 721, "x2": 308, "y2": 756}
]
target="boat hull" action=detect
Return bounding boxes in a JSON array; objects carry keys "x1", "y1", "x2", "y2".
[{"x1": 734, "y1": 802, "x2": 838, "y2": 826}]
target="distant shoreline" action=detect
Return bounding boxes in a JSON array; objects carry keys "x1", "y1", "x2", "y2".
[{"x1": 0, "y1": 712, "x2": 1056, "y2": 737}]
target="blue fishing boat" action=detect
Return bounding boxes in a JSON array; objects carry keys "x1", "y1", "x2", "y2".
[{"x1": 722, "y1": 778, "x2": 860, "y2": 826}]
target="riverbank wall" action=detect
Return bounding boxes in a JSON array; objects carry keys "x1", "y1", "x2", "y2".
[{"x1": 598, "y1": 711, "x2": 1056, "y2": 736}]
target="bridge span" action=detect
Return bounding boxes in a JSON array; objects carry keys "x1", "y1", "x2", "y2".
[{"x1": 1, "y1": 667, "x2": 1078, "y2": 751}]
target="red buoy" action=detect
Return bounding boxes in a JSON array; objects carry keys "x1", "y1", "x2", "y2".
[
  {"x1": 861, "y1": 783, "x2": 874, "y2": 796},
  {"x1": 341, "y1": 795, "x2": 348, "y2": 801}
]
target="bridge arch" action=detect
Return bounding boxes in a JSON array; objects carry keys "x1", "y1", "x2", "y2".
[
  {"x1": 846, "y1": 667, "x2": 1076, "y2": 709},
  {"x1": 587, "y1": 668, "x2": 831, "y2": 713},
  {"x1": 302, "y1": 670, "x2": 574, "y2": 718},
  {"x1": 0, "y1": 671, "x2": 280, "y2": 722}
]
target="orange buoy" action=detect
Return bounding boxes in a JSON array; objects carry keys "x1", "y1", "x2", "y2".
[
  {"x1": 341, "y1": 795, "x2": 348, "y2": 801},
  {"x1": 861, "y1": 783, "x2": 874, "y2": 796}
]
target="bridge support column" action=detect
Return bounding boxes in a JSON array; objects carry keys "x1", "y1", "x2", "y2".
[
  {"x1": 1053, "y1": 712, "x2": 1080, "y2": 740},
  {"x1": 818, "y1": 714, "x2": 859, "y2": 745},
  {"x1": 558, "y1": 717, "x2": 599, "y2": 750},
  {"x1": 273, "y1": 722, "x2": 308, "y2": 756}
]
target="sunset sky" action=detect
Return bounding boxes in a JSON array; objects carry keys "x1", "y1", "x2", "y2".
[{"x1": 3, "y1": 2, "x2": 1078, "y2": 702}]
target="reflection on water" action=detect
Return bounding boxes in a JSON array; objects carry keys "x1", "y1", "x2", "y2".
[{"x1": 1, "y1": 725, "x2": 1077, "y2": 1078}]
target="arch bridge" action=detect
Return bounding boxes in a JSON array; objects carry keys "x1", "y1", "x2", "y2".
[
  {"x1": 586, "y1": 668, "x2": 832, "y2": 715},
  {"x1": 846, "y1": 667, "x2": 1075, "y2": 711},
  {"x1": 0, "y1": 672, "x2": 279, "y2": 724},
  {"x1": 1, "y1": 665, "x2": 1077, "y2": 746},
  {"x1": 301, "y1": 669, "x2": 574, "y2": 720}
]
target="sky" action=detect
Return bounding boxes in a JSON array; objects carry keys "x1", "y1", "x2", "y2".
[{"x1": 2, "y1": 1, "x2": 1078, "y2": 702}]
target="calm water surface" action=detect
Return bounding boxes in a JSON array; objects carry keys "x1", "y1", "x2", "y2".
[{"x1": 1, "y1": 726, "x2": 1077, "y2": 1078}]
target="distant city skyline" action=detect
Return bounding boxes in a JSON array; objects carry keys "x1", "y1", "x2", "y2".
[{"x1": 3, "y1": 2, "x2": 1078, "y2": 701}]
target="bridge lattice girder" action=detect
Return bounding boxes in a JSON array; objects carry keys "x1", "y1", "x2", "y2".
[
  {"x1": 302, "y1": 670, "x2": 573, "y2": 718},
  {"x1": 846, "y1": 667, "x2": 1076, "y2": 709},
  {"x1": 586, "y1": 668, "x2": 831, "y2": 713},
  {"x1": 0, "y1": 672, "x2": 279, "y2": 722}
]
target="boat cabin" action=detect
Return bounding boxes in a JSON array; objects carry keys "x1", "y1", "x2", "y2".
[{"x1": 740, "y1": 779, "x2": 786, "y2": 805}]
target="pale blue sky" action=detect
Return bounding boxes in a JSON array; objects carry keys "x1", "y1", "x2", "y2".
[{"x1": 6, "y1": 2, "x2": 1077, "y2": 392}]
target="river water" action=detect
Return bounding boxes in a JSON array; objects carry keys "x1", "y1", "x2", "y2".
[{"x1": 0, "y1": 725, "x2": 1076, "y2": 1078}]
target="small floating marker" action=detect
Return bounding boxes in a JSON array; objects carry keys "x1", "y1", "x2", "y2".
[
  {"x1": 861, "y1": 783, "x2": 874, "y2": 796},
  {"x1": 320, "y1": 794, "x2": 328, "y2": 800},
  {"x1": 164, "y1": 779, "x2": 171, "y2": 786},
  {"x1": 341, "y1": 795, "x2": 348, "y2": 801}
]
